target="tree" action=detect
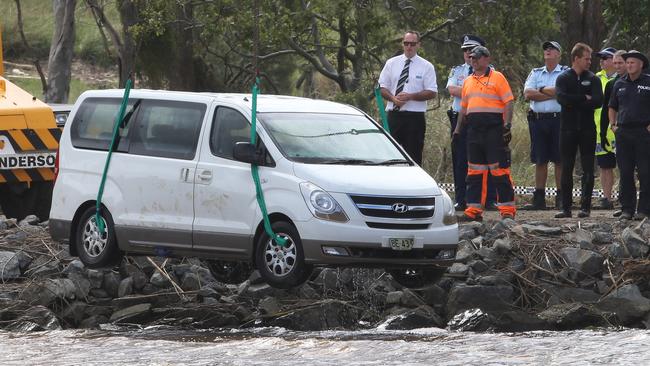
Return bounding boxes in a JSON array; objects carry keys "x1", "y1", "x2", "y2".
[{"x1": 45, "y1": 0, "x2": 76, "y2": 103}]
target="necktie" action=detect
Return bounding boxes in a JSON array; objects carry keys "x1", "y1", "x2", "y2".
[{"x1": 393, "y1": 58, "x2": 411, "y2": 111}]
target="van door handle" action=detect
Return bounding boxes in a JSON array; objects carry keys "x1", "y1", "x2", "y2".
[{"x1": 197, "y1": 170, "x2": 212, "y2": 183}]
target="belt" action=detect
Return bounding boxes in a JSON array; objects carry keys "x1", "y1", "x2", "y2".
[
  {"x1": 389, "y1": 110, "x2": 424, "y2": 114},
  {"x1": 530, "y1": 111, "x2": 561, "y2": 119}
]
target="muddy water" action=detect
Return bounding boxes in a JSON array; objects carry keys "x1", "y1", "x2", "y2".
[{"x1": 1, "y1": 327, "x2": 647, "y2": 365}]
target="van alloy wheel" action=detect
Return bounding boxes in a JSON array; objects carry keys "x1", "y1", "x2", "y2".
[
  {"x1": 255, "y1": 221, "x2": 312, "y2": 289},
  {"x1": 75, "y1": 206, "x2": 120, "y2": 268},
  {"x1": 263, "y1": 232, "x2": 297, "y2": 277},
  {"x1": 82, "y1": 215, "x2": 108, "y2": 257}
]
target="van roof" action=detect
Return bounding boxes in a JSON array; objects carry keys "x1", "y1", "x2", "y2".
[{"x1": 79, "y1": 89, "x2": 365, "y2": 115}]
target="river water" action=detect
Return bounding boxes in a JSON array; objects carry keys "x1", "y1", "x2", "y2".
[{"x1": 1, "y1": 326, "x2": 647, "y2": 365}]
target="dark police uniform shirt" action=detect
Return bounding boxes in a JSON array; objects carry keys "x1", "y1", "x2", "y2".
[
  {"x1": 608, "y1": 73, "x2": 650, "y2": 128},
  {"x1": 555, "y1": 68, "x2": 603, "y2": 131}
]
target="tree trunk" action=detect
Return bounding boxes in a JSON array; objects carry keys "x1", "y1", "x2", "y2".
[
  {"x1": 117, "y1": 0, "x2": 139, "y2": 87},
  {"x1": 565, "y1": 0, "x2": 605, "y2": 57},
  {"x1": 45, "y1": 0, "x2": 76, "y2": 103}
]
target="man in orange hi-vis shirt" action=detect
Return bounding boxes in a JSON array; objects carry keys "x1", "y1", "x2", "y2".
[{"x1": 452, "y1": 46, "x2": 516, "y2": 221}]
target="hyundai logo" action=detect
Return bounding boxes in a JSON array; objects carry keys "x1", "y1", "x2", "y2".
[{"x1": 392, "y1": 203, "x2": 408, "y2": 213}]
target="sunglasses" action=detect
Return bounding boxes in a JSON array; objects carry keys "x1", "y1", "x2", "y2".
[
  {"x1": 463, "y1": 48, "x2": 473, "y2": 53},
  {"x1": 403, "y1": 41, "x2": 418, "y2": 47}
]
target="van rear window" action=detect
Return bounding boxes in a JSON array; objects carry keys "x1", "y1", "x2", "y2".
[
  {"x1": 70, "y1": 98, "x2": 206, "y2": 160},
  {"x1": 70, "y1": 98, "x2": 135, "y2": 151}
]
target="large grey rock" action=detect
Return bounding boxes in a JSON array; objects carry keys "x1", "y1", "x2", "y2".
[
  {"x1": 538, "y1": 303, "x2": 605, "y2": 330},
  {"x1": 19, "y1": 214, "x2": 40, "y2": 226},
  {"x1": 622, "y1": 227, "x2": 649, "y2": 258},
  {"x1": 543, "y1": 286, "x2": 600, "y2": 305},
  {"x1": 520, "y1": 224, "x2": 563, "y2": 236},
  {"x1": 566, "y1": 228, "x2": 594, "y2": 250},
  {"x1": 5, "y1": 231, "x2": 27, "y2": 244},
  {"x1": 109, "y1": 303, "x2": 152, "y2": 323},
  {"x1": 468, "y1": 260, "x2": 489, "y2": 274},
  {"x1": 150, "y1": 271, "x2": 171, "y2": 288},
  {"x1": 560, "y1": 248, "x2": 604, "y2": 276},
  {"x1": 455, "y1": 240, "x2": 475, "y2": 262},
  {"x1": 62, "y1": 259, "x2": 86, "y2": 277},
  {"x1": 459, "y1": 222, "x2": 484, "y2": 240},
  {"x1": 382, "y1": 305, "x2": 444, "y2": 330},
  {"x1": 120, "y1": 263, "x2": 148, "y2": 290},
  {"x1": 87, "y1": 269, "x2": 104, "y2": 289},
  {"x1": 258, "y1": 296, "x2": 281, "y2": 315},
  {"x1": 400, "y1": 288, "x2": 425, "y2": 308},
  {"x1": 14, "y1": 250, "x2": 33, "y2": 272},
  {"x1": 189, "y1": 265, "x2": 217, "y2": 285},
  {"x1": 447, "y1": 284, "x2": 514, "y2": 318},
  {"x1": 448, "y1": 263, "x2": 469, "y2": 275},
  {"x1": 269, "y1": 299, "x2": 359, "y2": 331},
  {"x1": 20, "y1": 278, "x2": 77, "y2": 306},
  {"x1": 118, "y1": 277, "x2": 134, "y2": 298},
  {"x1": 493, "y1": 238, "x2": 512, "y2": 254},
  {"x1": 7, "y1": 305, "x2": 61, "y2": 331},
  {"x1": 181, "y1": 272, "x2": 201, "y2": 291},
  {"x1": 111, "y1": 292, "x2": 181, "y2": 309},
  {"x1": 61, "y1": 301, "x2": 88, "y2": 327},
  {"x1": 0, "y1": 251, "x2": 21, "y2": 280},
  {"x1": 386, "y1": 291, "x2": 402, "y2": 305},
  {"x1": 477, "y1": 247, "x2": 498, "y2": 263},
  {"x1": 313, "y1": 268, "x2": 339, "y2": 289},
  {"x1": 596, "y1": 284, "x2": 650, "y2": 325},
  {"x1": 448, "y1": 308, "x2": 549, "y2": 332},
  {"x1": 67, "y1": 272, "x2": 91, "y2": 299},
  {"x1": 608, "y1": 243, "x2": 628, "y2": 258},
  {"x1": 103, "y1": 271, "x2": 121, "y2": 297}
]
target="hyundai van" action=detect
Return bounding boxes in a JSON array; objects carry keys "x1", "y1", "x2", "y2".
[{"x1": 49, "y1": 90, "x2": 458, "y2": 288}]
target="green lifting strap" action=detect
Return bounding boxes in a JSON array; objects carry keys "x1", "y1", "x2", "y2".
[
  {"x1": 374, "y1": 85, "x2": 390, "y2": 132},
  {"x1": 250, "y1": 77, "x2": 287, "y2": 247},
  {"x1": 96, "y1": 79, "x2": 132, "y2": 232}
]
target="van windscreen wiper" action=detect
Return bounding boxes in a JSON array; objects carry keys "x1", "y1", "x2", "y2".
[
  {"x1": 377, "y1": 159, "x2": 411, "y2": 165},
  {"x1": 318, "y1": 158, "x2": 378, "y2": 165}
]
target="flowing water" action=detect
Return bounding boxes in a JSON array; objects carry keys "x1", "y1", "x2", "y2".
[{"x1": 1, "y1": 326, "x2": 647, "y2": 365}]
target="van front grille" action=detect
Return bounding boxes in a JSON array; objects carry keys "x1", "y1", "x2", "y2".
[{"x1": 349, "y1": 195, "x2": 435, "y2": 219}]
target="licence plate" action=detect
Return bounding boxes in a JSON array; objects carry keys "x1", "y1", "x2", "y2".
[{"x1": 389, "y1": 238, "x2": 414, "y2": 251}]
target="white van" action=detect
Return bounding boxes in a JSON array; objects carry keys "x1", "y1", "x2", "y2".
[{"x1": 49, "y1": 90, "x2": 458, "y2": 288}]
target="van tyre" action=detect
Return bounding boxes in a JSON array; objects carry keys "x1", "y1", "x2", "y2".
[
  {"x1": 255, "y1": 221, "x2": 312, "y2": 289},
  {"x1": 76, "y1": 206, "x2": 120, "y2": 268},
  {"x1": 207, "y1": 260, "x2": 254, "y2": 284},
  {"x1": 387, "y1": 267, "x2": 446, "y2": 288}
]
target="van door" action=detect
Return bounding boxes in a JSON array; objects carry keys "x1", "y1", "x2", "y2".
[
  {"x1": 111, "y1": 99, "x2": 206, "y2": 250},
  {"x1": 192, "y1": 105, "x2": 259, "y2": 258}
]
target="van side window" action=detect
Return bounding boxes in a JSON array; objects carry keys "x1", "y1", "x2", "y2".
[
  {"x1": 129, "y1": 100, "x2": 206, "y2": 160},
  {"x1": 70, "y1": 98, "x2": 135, "y2": 151},
  {"x1": 210, "y1": 107, "x2": 252, "y2": 160}
]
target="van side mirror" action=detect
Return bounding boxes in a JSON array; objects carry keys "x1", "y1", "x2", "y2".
[{"x1": 233, "y1": 142, "x2": 267, "y2": 166}]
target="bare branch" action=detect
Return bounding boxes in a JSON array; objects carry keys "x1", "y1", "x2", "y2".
[{"x1": 14, "y1": 0, "x2": 47, "y2": 94}]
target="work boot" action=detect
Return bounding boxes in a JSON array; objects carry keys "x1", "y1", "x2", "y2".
[
  {"x1": 554, "y1": 190, "x2": 562, "y2": 210},
  {"x1": 634, "y1": 212, "x2": 649, "y2": 221},
  {"x1": 522, "y1": 189, "x2": 546, "y2": 210},
  {"x1": 598, "y1": 197, "x2": 614, "y2": 210},
  {"x1": 458, "y1": 213, "x2": 483, "y2": 222},
  {"x1": 577, "y1": 210, "x2": 590, "y2": 218},
  {"x1": 613, "y1": 210, "x2": 622, "y2": 217},
  {"x1": 619, "y1": 211, "x2": 633, "y2": 220}
]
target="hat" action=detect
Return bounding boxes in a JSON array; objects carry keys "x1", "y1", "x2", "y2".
[
  {"x1": 542, "y1": 41, "x2": 561, "y2": 52},
  {"x1": 461, "y1": 34, "x2": 486, "y2": 49},
  {"x1": 595, "y1": 47, "x2": 617, "y2": 58},
  {"x1": 469, "y1": 46, "x2": 490, "y2": 58},
  {"x1": 622, "y1": 50, "x2": 649, "y2": 69}
]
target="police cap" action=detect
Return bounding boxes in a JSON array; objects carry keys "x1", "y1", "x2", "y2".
[
  {"x1": 461, "y1": 34, "x2": 486, "y2": 50},
  {"x1": 595, "y1": 47, "x2": 617, "y2": 59},
  {"x1": 542, "y1": 41, "x2": 561, "y2": 52},
  {"x1": 622, "y1": 50, "x2": 649, "y2": 69}
]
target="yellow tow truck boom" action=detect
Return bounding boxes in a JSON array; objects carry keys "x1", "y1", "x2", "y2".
[{"x1": 0, "y1": 28, "x2": 61, "y2": 221}]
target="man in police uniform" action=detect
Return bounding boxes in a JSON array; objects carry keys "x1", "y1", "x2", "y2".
[
  {"x1": 593, "y1": 47, "x2": 618, "y2": 209},
  {"x1": 453, "y1": 46, "x2": 516, "y2": 221},
  {"x1": 523, "y1": 41, "x2": 567, "y2": 210},
  {"x1": 446, "y1": 34, "x2": 496, "y2": 211},
  {"x1": 608, "y1": 50, "x2": 650, "y2": 220},
  {"x1": 379, "y1": 30, "x2": 438, "y2": 165}
]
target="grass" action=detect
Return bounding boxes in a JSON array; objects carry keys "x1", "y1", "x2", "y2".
[{"x1": 6, "y1": 75, "x2": 93, "y2": 104}]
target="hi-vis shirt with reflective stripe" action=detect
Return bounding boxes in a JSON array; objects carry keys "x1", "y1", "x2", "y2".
[
  {"x1": 460, "y1": 68, "x2": 514, "y2": 115},
  {"x1": 0, "y1": 128, "x2": 61, "y2": 183}
]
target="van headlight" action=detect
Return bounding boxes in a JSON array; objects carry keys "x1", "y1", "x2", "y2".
[
  {"x1": 441, "y1": 190, "x2": 457, "y2": 225},
  {"x1": 300, "y1": 182, "x2": 348, "y2": 222}
]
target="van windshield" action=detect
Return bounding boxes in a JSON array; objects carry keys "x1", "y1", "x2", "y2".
[{"x1": 258, "y1": 113, "x2": 410, "y2": 165}]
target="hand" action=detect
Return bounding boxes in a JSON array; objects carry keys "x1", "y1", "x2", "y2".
[
  {"x1": 396, "y1": 92, "x2": 411, "y2": 102},
  {"x1": 451, "y1": 131, "x2": 460, "y2": 145},
  {"x1": 585, "y1": 95, "x2": 592, "y2": 101},
  {"x1": 503, "y1": 126, "x2": 512, "y2": 145},
  {"x1": 392, "y1": 97, "x2": 407, "y2": 108}
]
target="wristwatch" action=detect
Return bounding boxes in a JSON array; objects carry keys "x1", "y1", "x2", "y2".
[
  {"x1": 504, "y1": 122, "x2": 512, "y2": 130},
  {"x1": 539, "y1": 86, "x2": 545, "y2": 93}
]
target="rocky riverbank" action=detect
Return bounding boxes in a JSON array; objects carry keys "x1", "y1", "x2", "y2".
[{"x1": 1, "y1": 213, "x2": 650, "y2": 333}]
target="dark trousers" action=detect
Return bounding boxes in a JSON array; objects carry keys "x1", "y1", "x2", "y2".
[
  {"x1": 560, "y1": 128, "x2": 596, "y2": 212},
  {"x1": 448, "y1": 111, "x2": 496, "y2": 205},
  {"x1": 388, "y1": 111, "x2": 426, "y2": 165},
  {"x1": 615, "y1": 127, "x2": 650, "y2": 215},
  {"x1": 465, "y1": 123, "x2": 516, "y2": 217}
]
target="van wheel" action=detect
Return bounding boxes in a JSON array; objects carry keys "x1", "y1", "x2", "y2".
[
  {"x1": 387, "y1": 268, "x2": 446, "y2": 288},
  {"x1": 255, "y1": 221, "x2": 312, "y2": 289},
  {"x1": 206, "y1": 260, "x2": 254, "y2": 284},
  {"x1": 76, "y1": 206, "x2": 120, "y2": 268}
]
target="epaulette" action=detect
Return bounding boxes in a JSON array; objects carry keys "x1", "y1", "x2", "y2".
[
  {"x1": 532, "y1": 66, "x2": 545, "y2": 72},
  {"x1": 560, "y1": 65, "x2": 569, "y2": 70}
]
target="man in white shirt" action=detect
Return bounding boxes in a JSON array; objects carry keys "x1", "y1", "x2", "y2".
[{"x1": 379, "y1": 31, "x2": 438, "y2": 165}]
